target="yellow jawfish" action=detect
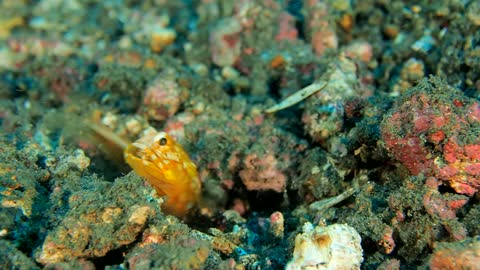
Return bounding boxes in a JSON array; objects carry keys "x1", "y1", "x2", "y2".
[
  {"x1": 86, "y1": 123, "x2": 201, "y2": 218},
  {"x1": 124, "y1": 128, "x2": 201, "y2": 217}
]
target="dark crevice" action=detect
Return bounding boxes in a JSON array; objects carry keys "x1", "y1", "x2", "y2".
[{"x1": 90, "y1": 234, "x2": 142, "y2": 269}]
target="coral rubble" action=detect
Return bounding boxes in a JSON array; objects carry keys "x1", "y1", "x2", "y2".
[{"x1": 0, "y1": 0, "x2": 479, "y2": 269}]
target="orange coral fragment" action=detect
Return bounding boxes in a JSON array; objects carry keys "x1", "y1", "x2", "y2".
[{"x1": 270, "y1": 55, "x2": 286, "y2": 69}]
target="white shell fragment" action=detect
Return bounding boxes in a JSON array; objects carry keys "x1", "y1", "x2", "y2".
[
  {"x1": 286, "y1": 223, "x2": 363, "y2": 270},
  {"x1": 265, "y1": 81, "x2": 328, "y2": 113}
]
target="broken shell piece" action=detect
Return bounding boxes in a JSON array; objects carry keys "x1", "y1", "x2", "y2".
[
  {"x1": 265, "y1": 81, "x2": 328, "y2": 113},
  {"x1": 286, "y1": 223, "x2": 363, "y2": 270}
]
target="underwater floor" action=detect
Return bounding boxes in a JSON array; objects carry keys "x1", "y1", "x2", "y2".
[{"x1": 1, "y1": 0, "x2": 479, "y2": 269}]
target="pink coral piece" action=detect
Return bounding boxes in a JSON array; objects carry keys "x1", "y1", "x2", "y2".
[
  {"x1": 381, "y1": 81, "x2": 480, "y2": 196},
  {"x1": 239, "y1": 154, "x2": 286, "y2": 193}
]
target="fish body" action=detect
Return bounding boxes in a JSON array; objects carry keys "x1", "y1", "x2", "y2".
[{"x1": 124, "y1": 127, "x2": 201, "y2": 217}]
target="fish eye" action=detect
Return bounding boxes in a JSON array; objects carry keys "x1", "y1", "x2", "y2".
[{"x1": 159, "y1": 137, "x2": 167, "y2": 146}]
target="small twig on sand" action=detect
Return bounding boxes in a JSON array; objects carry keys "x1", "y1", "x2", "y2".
[
  {"x1": 265, "y1": 80, "x2": 328, "y2": 113},
  {"x1": 309, "y1": 188, "x2": 356, "y2": 212}
]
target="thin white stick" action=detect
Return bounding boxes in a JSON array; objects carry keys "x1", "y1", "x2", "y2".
[
  {"x1": 265, "y1": 80, "x2": 328, "y2": 113},
  {"x1": 309, "y1": 188, "x2": 356, "y2": 211}
]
